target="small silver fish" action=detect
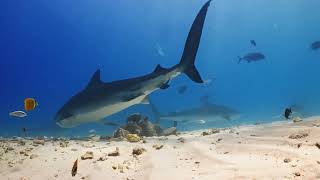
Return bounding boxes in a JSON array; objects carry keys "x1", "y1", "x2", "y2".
[
  {"x1": 155, "y1": 43, "x2": 165, "y2": 57},
  {"x1": 9, "y1": 111, "x2": 27, "y2": 118},
  {"x1": 88, "y1": 129, "x2": 96, "y2": 134},
  {"x1": 181, "y1": 119, "x2": 206, "y2": 125}
]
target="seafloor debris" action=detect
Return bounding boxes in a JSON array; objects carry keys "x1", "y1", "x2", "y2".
[
  {"x1": 152, "y1": 144, "x2": 164, "y2": 150},
  {"x1": 114, "y1": 128, "x2": 130, "y2": 139},
  {"x1": 113, "y1": 113, "x2": 177, "y2": 138},
  {"x1": 71, "y1": 159, "x2": 78, "y2": 177},
  {"x1": 294, "y1": 172, "x2": 301, "y2": 176},
  {"x1": 122, "y1": 124, "x2": 143, "y2": 136},
  {"x1": 297, "y1": 143, "x2": 302, "y2": 148},
  {"x1": 90, "y1": 135, "x2": 101, "y2": 142},
  {"x1": 178, "y1": 137, "x2": 185, "y2": 143},
  {"x1": 20, "y1": 150, "x2": 29, "y2": 156},
  {"x1": 126, "y1": 134, "x2": 141, "y2": 143},
  {"x1": 111, "y1": 164, "x2": 126, "y2": 173},
  {"x1": 81, "y1": 143, "x2": 95, "y2": 148},
  {"x1": 97, "y1": 156, "x2": 107, "y2": 161},
  {"x1": 18, "y1": 140, "x2": 26, "y2": 146},
  {"x1": 202, "y1": 128, "x2": 220, "y2": 136},
  {"x1": 33, "y1": 139, "x2": 45, "y2": 146},
  {"x1": 283, "y1": 158, "x2": 291, "y2": 163},
  {"x1": 161, "y1": 127, "x2": 177, "y2": 136},
  {"x1": 229, "y1": 129, "x2": 236, "y2": 134},
  {"x1": 118, "y1": 164, "x2": 124, "y2": 173},
  {"x1": 315, "y1": 142, "x2": 320, "y2": 149},
  {"x1": 202, "y1": 131, "x2": 210, "y2": 136},
  {"x1": 29, "y1": 154, "x2": 38, "y2": 159},
  {"x1": 8, "y1": 161, "x2": 15, "y2": 167},
  {"x1": 5, "y1": 147, "x2": 14, "y2": 153},
  {"x1": 108, "y1": 147, "x2": 120, "y2": 156},
  {"x1": 81, "y1": 151, "x2": 94, "y2": 160},
  {"x1": 293, "y1": 117, "x2": 303, "y2": 123},
  {"x1": 312, "y1": 123, "x2": 320, "y2": 127},
  {"x1": 132, "y1": 147, "x2": 146, "y2": 156},
  {"x1": 139, "y1": 118, "x2": 159, "y2": 137},
  {"x1": 211, "y1": 128, "x2": 220, "y2": 134},
  {"x1": 289, "y1": 132, "x2": 309, "y2": 139},
  {"x1": 59, "y1": 141, "x2": 69, "y2": 148}
]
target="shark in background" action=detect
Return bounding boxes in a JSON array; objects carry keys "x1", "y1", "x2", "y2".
[
  {"x1": 150, "y1": 96, "x2": 241, "y2": 126},
  {"x1": 54, "y1": 1, "x2": 212, "y2": 128}
]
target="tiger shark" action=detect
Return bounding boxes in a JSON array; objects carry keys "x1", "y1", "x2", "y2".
[
  {"x1": 55, "y1": 1, "x2": 212, "y2": 128},
  {"x1": 150, "y1": 97, "x2": 240, "y2": 126}
]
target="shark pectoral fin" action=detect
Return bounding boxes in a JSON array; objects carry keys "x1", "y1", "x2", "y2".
[
  {"x1": 160, "y1": 80, "x2": 170, "y2": 89},
  {"x1": 140, "y1": 95, "x2": 150, "y2": 104},
  {"x1": 160, "y1": 84, "x2": 169, "y2": 89}
]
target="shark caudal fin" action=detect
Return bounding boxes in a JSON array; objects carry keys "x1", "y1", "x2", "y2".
[{"x1": 178, "y1": 0, "x2": 211, "y2": 83}]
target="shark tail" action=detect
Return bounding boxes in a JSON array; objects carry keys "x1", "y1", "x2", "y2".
[{"x1": 178, "y1": 0, "x2": 211, "y2": 83}]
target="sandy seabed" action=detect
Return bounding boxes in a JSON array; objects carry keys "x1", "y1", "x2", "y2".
[{"x1": 1, "y1": 116, "x2": 320, "y2": 180}]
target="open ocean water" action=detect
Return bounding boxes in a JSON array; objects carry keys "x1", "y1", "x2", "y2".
[{"x1": 1, "y1": 0, "x2": 320, "y2": 137}]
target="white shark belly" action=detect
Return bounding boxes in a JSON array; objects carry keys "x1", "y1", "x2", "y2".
[{"x1": 80, "y1": 94, "x2": 148, "y2": 122}]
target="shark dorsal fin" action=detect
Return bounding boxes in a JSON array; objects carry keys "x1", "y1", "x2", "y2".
[
  {"x1": 86, "y1": 69, "x2": 102, "y2": 89},
  {"x1": 153, "y1": 64, "x2": 166, "y2": 73}
]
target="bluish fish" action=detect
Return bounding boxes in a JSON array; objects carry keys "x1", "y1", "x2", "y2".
[
  {"x1": 311, "y1": 41, "x2": 320, "y2": 50},
  {"x1": 238, "y1": 52, "x2": 265, "y2": 63},
  {"x1": 250, "y1": 40, "x2": 256, "y2": 46}
]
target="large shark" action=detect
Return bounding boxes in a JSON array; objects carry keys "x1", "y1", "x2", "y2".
[
  {"x1": 150, "y1": 97, "x2": 240, "y2": 126},
  {"x1": 55, "y1": 1, "x2": 212, "y2": 128}
]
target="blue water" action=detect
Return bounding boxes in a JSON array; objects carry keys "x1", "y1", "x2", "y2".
[{"x1": 1, "y1": 0, "x2": 320, "y2": 137}]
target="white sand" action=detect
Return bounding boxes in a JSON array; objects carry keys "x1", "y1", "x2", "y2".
[{"x1": 2, "y1": 116, "x2": 320, "y2": 180}]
